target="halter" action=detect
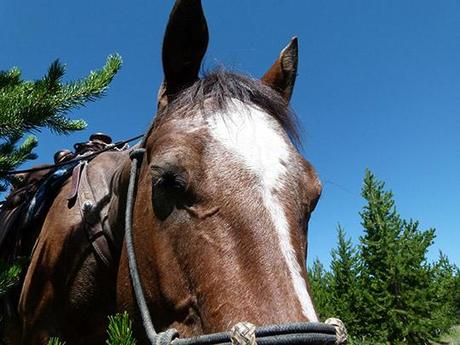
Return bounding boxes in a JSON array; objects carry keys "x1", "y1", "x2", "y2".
[{"x1": 125, "y1": 147, "x2": 347, "y2": 345}]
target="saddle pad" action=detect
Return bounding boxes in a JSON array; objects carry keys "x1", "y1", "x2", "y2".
[
  {"x1": 25, "y1": 162, "x2": 77, "y2": 224},
  {"x1": 0, "y1": 162, "x2": 76, "y2": 262}
]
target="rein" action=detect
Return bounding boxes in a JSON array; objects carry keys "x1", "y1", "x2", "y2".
[{"x1": 125, "y1": 148, "x2": 348, "y2": 345}]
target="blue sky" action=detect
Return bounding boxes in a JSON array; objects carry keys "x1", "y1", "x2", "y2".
[{"x1": 1, "y1": 0, "x2": 459, "y2": 267}]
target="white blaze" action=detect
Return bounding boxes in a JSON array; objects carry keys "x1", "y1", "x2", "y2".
[{"x1": 207, "y1": 100, "x2": 318, "y2": 322}]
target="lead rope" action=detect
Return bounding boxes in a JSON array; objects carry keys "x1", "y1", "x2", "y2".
[
  {"x1": 126, "y1": 148, "x2": 179, "y2": 345},
  {"x1": 126, "y1": 148, "x2": 347, "y2": 345}
]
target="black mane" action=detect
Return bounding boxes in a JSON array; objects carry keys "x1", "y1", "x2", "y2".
[{"x1": 153, "y1": 69, "x2": 300, "y2": 143}]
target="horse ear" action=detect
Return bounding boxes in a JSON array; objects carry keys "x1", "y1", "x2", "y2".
[
  {"x1": 261, "y1": 37, "x2": 298, "y2": 102},
  {"x1": 159, "y1": 0, "x2": 209, "y2": 106}
]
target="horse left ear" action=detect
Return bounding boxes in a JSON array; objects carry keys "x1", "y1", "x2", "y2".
[
  {"x1": 261, "y1": 37, "x2": 298, "y2": 102},
  {"x1": 159, "y1": 0, "x2": 209, "y2": 108}
]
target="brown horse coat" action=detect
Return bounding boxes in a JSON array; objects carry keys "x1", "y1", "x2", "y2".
[
  {"x1": 15, "y1": 151, "x2": 129, "y2": 344},
  {"x1": 11, "y1": 1, "x2": 323, "y2": 344}
]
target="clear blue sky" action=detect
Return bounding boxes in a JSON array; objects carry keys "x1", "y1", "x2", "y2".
[{"x1": 1, "y1": 1, "x2": 459, "y2": 268}]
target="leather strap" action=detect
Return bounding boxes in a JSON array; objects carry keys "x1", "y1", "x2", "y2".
[
  {"x1": 77, "y1": 162, "x2": 113, "y2": 268},
  {"x1": 67, "y1": 161, "x2": 84, "y2": 205}
]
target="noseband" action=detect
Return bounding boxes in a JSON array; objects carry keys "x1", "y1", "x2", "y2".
[{"x1": 125, "y1": 148, "x2": 347, "y2": 345}]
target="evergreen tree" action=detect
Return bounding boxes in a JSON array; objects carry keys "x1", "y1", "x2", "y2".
[
  {"x1": 0, "y1": 55, "x2": 122, "y2": 191},
  {"x1": 429, "y1": 252, "x2": 457, "y2": 335},
  {"x1": 309, "y1": 170, "x2": 457, "y2": 343},
  {"x1": 329, "y1": 225, "x2": 363, "y2": 336},
  {"x1": 308, "y1": 258, "x2": 333, "y2": 320},
  {"x1": 453, "y1": 268, "x2": 460, "y2": 322},
  {"x1": 359, "y1": 169, "x2": 437, "y2": 344}
]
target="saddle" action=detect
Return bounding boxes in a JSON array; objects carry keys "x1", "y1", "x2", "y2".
[
  {"x1": 0, "y1": 133, "x2": 129, "y2": 334},
  {"x1": 0, "y1": 133, "x2": 124, "y2": 268}
]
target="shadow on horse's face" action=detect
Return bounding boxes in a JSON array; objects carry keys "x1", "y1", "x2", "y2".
[{"x1": 120, "y1": 0, "x2": 322, "y2": 337}]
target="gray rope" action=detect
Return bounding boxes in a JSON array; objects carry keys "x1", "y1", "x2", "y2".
[
  {"x1": 172, "y1": 323, "x2": 338, "y2": 345},
  {"x1": 126, "y1": 148, "x2": 156, "y2": 342}
]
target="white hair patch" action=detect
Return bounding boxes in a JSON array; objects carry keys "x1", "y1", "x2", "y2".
[{"x1": 207, "y1": 100, "x2": 318, "y2": 322}]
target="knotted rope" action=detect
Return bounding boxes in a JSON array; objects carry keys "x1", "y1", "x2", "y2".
[
  {"x1": 325, "y1": 318, "x2": 347, "y2": 345},
  {"x1": 231, "y1": 322, "x2": 256, "y2": 345}
]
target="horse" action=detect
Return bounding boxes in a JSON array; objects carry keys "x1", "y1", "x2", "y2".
[{"x1": 12, "y1": 0, "x2": 323, "y2": 343}]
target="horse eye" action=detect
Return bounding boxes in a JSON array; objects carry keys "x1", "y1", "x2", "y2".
[
  {"x1": 152, "y1": 171, "x2": 188, "y2": 220},
  {"x1": 157, "y1": 171, "x2": 187, "y2": 191}
]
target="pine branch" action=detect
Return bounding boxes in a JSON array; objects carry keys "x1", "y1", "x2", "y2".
[
  {"x1": 0, "y1": 135, "x2": 38, "y2": 192},
  {"x1": 106, "y1": 312, "x2": 136, "y2": 345},
  {"x1": 41, "y1": 60, "x2": 65, "y2": 92},
  {"x1": 0, "y1": 68, "x2": 21, "y2": 89},
  {"x1": 0, "y1": 54, "x2": 121, "y2": 137},
  {"x1": 0, "y1": 54, "x2": 122, "y2": 191},
  {"x1": 0, "y1": 258, "x2": 27, "y2": 297},
  {"x1": 47, "y1": 337, "x2": 65, "y2": 345}
]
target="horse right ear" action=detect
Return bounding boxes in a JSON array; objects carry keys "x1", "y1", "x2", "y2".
[
  {"x1": 158, "y1": 0, "x2": 209, "y2": 108},
  {"x1": 261, "y1": 37, "x2": 298, "y2": 103}
]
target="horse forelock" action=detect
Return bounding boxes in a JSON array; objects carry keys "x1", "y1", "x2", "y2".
[{"x1": 152, "y1": 69, "x2": 300, "y2": 146}]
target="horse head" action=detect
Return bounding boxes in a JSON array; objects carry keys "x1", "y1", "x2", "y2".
[{"x1": 117, "y1": 0, "x2": 322, "y2": 338}]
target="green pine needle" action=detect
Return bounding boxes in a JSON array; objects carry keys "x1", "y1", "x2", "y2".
[
  {"x1": 0, "y1": 258, "x2": 27, "y2": 297},
  {"x1": 106, "y1": 312, "x2": 136, "y2": 345},
  {"x1": 0, "y1": 135, "x2": 38, "y2": 191},
  {"x1": 47, "y1": 337, "x2": 66, "y2": 345},
  {"x1": 0, "y1": 67, "x2": 21, "y2": 89}
]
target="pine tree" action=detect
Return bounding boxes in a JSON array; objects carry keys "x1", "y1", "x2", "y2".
[
  {"x1": 453, "y1": 268, "x2": 460, "y2": 322},
  {"x1": 308, "y1": 170, "x2": 456, "y2": 343},
  {"x1": 429, "y1": 252, "x2": 457, "y2": 335},
  {"x1": 0, "y1": 55, "x2": 122, "y2": 191},
  {"x1": 308, "y1": 258, "x2": 334, "y2": 320},
  {"x1": 359, "y1": 169, "x2": 437, "y2": 344},
  {"x1": 329, "y1": 225, "x2": 363, "y2": 336}
]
